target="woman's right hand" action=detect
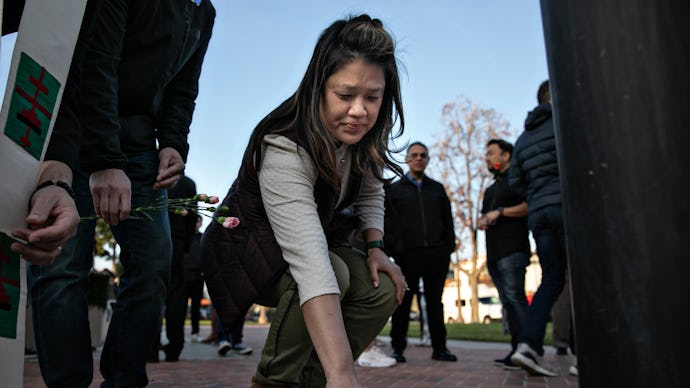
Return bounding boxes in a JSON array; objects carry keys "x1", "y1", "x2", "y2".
[{"x1": 366, "y1": 247, "x2": 406, "y2": 304}]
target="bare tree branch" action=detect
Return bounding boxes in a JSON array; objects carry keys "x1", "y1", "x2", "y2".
[{"x1": 429, "y1": 96, "x2": 515, "y2": 322}]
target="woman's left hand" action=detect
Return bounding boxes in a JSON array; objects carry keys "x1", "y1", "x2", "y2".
[{"x1": 366, "y1": 247, "x2": 406, "y2": 304}]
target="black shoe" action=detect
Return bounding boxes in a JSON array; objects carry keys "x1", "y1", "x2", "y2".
[
  {"x1": 431, "y1": 349, "x2": 457, "y2": 362},
  {"x1": 494, "y1": 353, "x2": 512, "y2": 367},
  {"x1": 556, "y1": 347, "x2": 568, "y2": 356},
  {"x1": 161, "y1": 344, "x2": 180, "y2": 362},
  {"x1": 390, "y1": 351, "x2": 406, "y2": 363},
  {"x1": 502, "y1": 358, "x2": 522, "y2": 370}
]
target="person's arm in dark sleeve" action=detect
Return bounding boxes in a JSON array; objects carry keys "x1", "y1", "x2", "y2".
[
  {"x1": 441, "y1": 188, "x2": 456, "y2": 254},
  {"x1": 42, "y1": 0, "x2": 107, "y2": 168},
  {"x1": 155, "y1": 10, "x2": 215, "y2": 163},
  {"x1": 508, "y1": 155, "x2": 527, "y2": 201},
  {"x1": 2, "y1": 0, "x2": 24, "y2": 36},
  {"x1": 77, "y1": 0, "x2": 128, "y2": 173}
]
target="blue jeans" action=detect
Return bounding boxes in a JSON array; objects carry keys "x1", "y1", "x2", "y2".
[
  {"x1": 487, "y1": 251, "x2": 530, "y2": 352},
  {"x1": 215, "y1": 309, "x2": 245, "y2": 346},
  {"x1": 31, "y1": 152, "x2": 172, "y2": 387},
  {"x1": 521, "y1": 205, "x2": 567, "y2": 355}
]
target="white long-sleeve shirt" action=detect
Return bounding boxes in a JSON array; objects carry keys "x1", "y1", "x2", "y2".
[{"x1": 258, "y1": 134, "x2": 384, "y2": 305}]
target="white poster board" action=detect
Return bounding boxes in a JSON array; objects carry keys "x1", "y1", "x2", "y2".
[{"x1": 0, "y1": 1, "x2": 86, "y2": 386}]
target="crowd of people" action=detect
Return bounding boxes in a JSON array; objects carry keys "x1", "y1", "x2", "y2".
[{"x1": 4, "y1": 1, "x2": 577, "y2": 386}]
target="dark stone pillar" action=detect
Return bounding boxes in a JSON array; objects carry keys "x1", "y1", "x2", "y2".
[{"x1": 539, "y1": 1, "x2": 690, "y2": 386}]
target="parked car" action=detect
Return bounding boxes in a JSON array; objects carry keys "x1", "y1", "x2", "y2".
[
  {"x1": 443, "y1": 294, "x2": 503, "y2": 324},
  {"x1": 478, "y1": 295, "x2": 503, "y2": 324}
]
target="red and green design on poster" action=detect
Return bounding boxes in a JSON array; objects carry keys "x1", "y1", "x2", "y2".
[
  {"x1": 3, "y1": 52, "x2": 61, "y2": 160},
  {"x1": 0, "y1": 233, "x2": 21, "y2": 339}
]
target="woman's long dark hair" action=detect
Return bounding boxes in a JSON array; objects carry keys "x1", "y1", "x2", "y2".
[{"x1": 244, "y1": 14, "x2": 405, "y2": 189}]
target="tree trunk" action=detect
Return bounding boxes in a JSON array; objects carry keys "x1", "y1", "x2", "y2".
[
  {"x1": 453, "y1": 263, "x2": 465, "y2": 323},
  {"x1": 469, "y1": 274, "x2": 479, "y2": 323}
]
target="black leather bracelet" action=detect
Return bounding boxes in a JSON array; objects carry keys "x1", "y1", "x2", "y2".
[
  {"x1": 365, "y1": 240, "x2": 385, "y2": 251},
  {"x1": 32, "y1": 180, "x2": 76, "y2": 199}
]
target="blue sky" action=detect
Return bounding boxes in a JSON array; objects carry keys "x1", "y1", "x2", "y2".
[{"x1": 2, "y1": 1, "x2": 548, "y2": 230}]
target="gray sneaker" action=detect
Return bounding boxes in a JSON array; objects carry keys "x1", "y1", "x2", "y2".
[
  {"x1": 232, "y1": 342, "x2": 253, "y2": 355},
  {"x1": 511, "y1": 343, "x2": 558, "y2": 377},
  {"x1": 218, "y1": 340, "x2": 232, "y2": 356}
]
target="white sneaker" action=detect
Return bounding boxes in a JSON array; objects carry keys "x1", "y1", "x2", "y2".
[
  {"x1": 511, "y1": 342, "x2": 558, "y2": 377},
  {"x1": 356, "y1": 346, "x2": 396, "y2": 368},
  {"x1": 218, "y1": 340, "x2": 231, "y2": 356},
  {"x1": 191, "y1": 333, "x2": 200, "y2": 343},
  {"x1": 569, "y1": 364, "x2": 578, "y2": 376},
  {"x1": 231, "y1": 342, "x2": 253, "y2": 355}
]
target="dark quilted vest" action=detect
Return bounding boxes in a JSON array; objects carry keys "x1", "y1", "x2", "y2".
[{"x1": 201, "y1": 132, "x2": 362, "y2": 327}]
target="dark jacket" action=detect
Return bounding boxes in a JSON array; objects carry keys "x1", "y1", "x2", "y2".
[
  {"x1": 45, "y1": 0, "x2": 216, "y2": 172},
  {"x1": 481, "y1": 171, "x2": 530, "y2": 262},
  {"x1": 201, "y1": 132, "x2": 363, "y2": 328},
  {"x1": 384, "y1": 174, "x2": 455, "y2": 258},
  {"x1": 184, "y1": 233, "x2": 202, "y2": 271},
  {"x1": 168, "y1": 175, "x2": 198, "y2": 252},
  {"x1": 509, "y1": 103, "x2": 561, "y2": 213}
]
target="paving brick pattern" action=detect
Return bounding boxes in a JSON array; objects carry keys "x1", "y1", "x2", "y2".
[{"x1": 23, "y1": 325, "x2": 579, "y2": 387}]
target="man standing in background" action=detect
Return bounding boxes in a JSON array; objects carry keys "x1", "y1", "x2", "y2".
[
  {"x1": 385, "y1": 142, "x2": 458, "y2": 363},
  {"x1": 478, "y1": 139, "x2": 530, "y2": 370},
  {"x1": 160, "y1": 175, "x2": 198, "y2": 362}
]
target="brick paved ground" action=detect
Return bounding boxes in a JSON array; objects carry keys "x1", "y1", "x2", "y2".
[{"x1": 24, "y1": 325, "x2": 579, "y2": 387}]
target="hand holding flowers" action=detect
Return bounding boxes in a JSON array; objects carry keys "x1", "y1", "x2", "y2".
[{"x1": 82, "y1": 193, "x2": 240, "y2": 229}]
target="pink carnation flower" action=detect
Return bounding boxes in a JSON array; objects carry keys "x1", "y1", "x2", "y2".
[{"x1": 222, "y1": 216, "x2": 240, "y2": 229}]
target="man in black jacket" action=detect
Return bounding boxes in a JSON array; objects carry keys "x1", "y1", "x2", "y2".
[
  {"x1": 28, "y1": 2, "x2": 216, "y2": 387},
  {"x1": 508, "y1": 80, "x2": 567, "y2": 376},
  {"x1": 385, "y1": 142, "x2": 457, "y2": 362},
  {"x1": 478, "y1": 139, "x2": 530, "y2": 369}
]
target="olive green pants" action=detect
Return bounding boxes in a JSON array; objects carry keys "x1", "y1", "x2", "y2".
[{"x1": 252, "y1": 247, "x2": 398, "y2": 387}]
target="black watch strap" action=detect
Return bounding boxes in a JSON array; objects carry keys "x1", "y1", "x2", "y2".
[{"x1": 32, "y1": 180, "x2": 76, "y2": 199}]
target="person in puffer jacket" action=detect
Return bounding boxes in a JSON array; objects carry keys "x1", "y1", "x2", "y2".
[{"x1": 508, "y1": 80, "x2": 568, "y2": 377}]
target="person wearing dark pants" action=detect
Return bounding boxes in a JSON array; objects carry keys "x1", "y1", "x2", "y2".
[
  {"x1": 161, "y1": 175, "x2": 198, "y2": 361},
  {"x1": 184, "y1": 215, "x2": 205, "y2": 342},
  {"x1": 389, "y1": 248, "x2": 452, "y2": 361},
  {"x1": 551, "y1": 269, "x2": 572, "y2": 355},
  {"x1": 479, "y1": 139, "x2": 531, "y2": 370},
  {"x1": 29, "y1": 2, "x2": 215, "y2": 386},
  {"x1": 509, "y1": 80, "x2": 568, "y2": 377},
  {"x1": 216, "y1": 312, "x2": 253, "y2": 356},
  {"x1": 385, "y1": 142, "x2": 458, "y2": 363}
]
